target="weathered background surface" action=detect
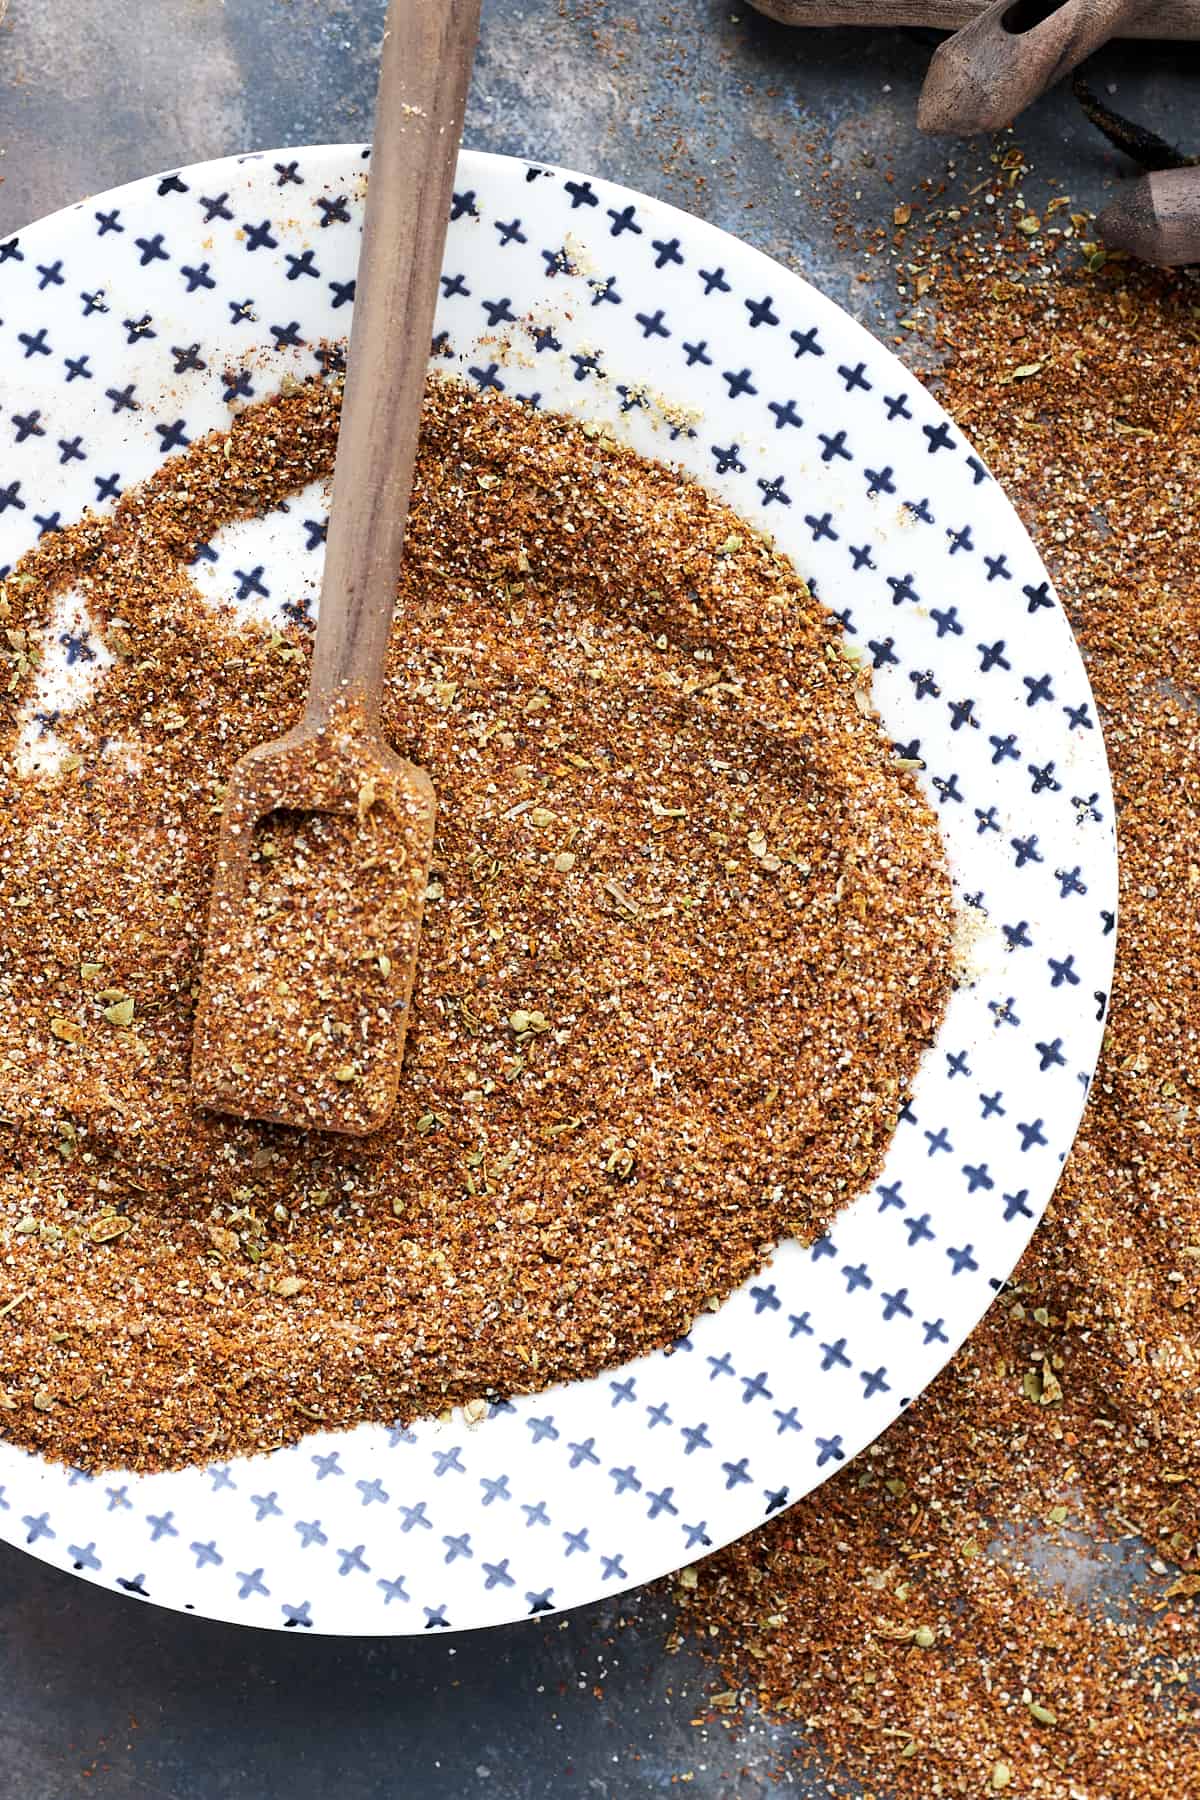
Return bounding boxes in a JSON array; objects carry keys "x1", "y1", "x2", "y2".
[{"x1": 0, "y1": 4, "x2": 1194, "y2": 1795}]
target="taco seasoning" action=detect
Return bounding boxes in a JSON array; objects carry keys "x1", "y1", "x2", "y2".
[
  {"x1": 672, "y1": 181, "x2": 1200, "y2": 1800},
  {"x1": 0, "y1": 377, "x2": 953, "y2": 1472}
]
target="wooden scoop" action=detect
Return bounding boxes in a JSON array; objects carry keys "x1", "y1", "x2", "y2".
[
  {"x1": 746, "y1": 0, "x2": 1200, "y2": 30},
  {"x1": 917, "y1": 0, "x2": 1155, "y2": 136},
  {"x1": 1099, "y1": 166, "x2": 1200, "y2": 267},
  {"x1": 191, "y1": 0, "x2": 481, "y2": 1136}
]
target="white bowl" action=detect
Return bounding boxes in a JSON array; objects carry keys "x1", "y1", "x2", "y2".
[{"x1": 0, "y1": 146, "x2": 1115, "y2": 1633}]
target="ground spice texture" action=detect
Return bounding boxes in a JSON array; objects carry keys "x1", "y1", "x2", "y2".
[
  {"x1": 191, "y1": 722, "x2": 437, "y2": 1138},
  {"x1": 675, "y1": 201, "x2": 1200, "y2": 1797},
  {"x1": 0, "y1": 379, "x2": 952, "y2": 1472}
]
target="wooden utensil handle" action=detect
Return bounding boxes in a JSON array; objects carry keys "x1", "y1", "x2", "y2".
[
  {"x1": 916, "y1": 0, "x2": 1155, "y2": 135},
  {"x1": 748, "y1": 0, "x2": 1200, "y2": 36},
  {"x1": 1100, "y1": 166, "x2": 1200, "y2": 266},
  {"x1": 307, "y1": 0, "x2": 482, "y2": 723}
]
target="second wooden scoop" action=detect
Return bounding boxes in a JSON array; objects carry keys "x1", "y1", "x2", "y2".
[
  {"x1": 191, "y1": 0, "x2": 481, "y2": 1136},
  {"x1": 917, "y1": 0, "x2": 1154, "y2": 136},
  {"x1": 1099, "y1": 166, "x2": 1200, "y2": 268}
]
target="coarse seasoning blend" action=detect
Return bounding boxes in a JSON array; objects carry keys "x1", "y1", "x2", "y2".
[
  {"x1": 0, "y1": 378, "x2": 953, "y2": 1473},
  {"x1": 674, "y1": 196, "x2": 1200, "y2": 1800}
]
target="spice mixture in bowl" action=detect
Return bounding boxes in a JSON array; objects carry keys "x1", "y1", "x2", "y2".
[
  {"x1": 0, "y1": 147, "x2": 1113, "y2": 1633},
  {"x1": 0, "y1": 376, "x2": 953, "y2": 1472}
]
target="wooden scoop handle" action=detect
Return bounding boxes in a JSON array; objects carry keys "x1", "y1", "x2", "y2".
[
  {"x1": 306, "y1": 0, "x2": 482, "y2": 727},
  {"x1": 917, "y1": 0, "x2": 1156, "y2": 134},
  {"x1": 747, "y1": 0, "x2": 1200, "y2": 34},
  {"x1": 1099, "y1": 166, "x2": 1200, "y2": 267}
]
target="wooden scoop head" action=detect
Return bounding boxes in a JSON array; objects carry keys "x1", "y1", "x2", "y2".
[
  {"x1": 917, "y1": 0, "x2": 1154, "y2": 136},
  {"x1": 191, "y1": 699, "x2": 436, "y2": 1136}
]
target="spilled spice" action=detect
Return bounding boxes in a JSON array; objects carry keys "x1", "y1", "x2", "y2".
[
  {"x1": 676, "y1": 191, "x2": 1200, "y2": 1796},
  {"x1": 0, "y1": 378, "x2": 953, "y2": 1472}
]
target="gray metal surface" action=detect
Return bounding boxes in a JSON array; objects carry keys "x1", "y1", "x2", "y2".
[{"x1": 0, "y1": 4, "x2": 1194, "y2": 1795}]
